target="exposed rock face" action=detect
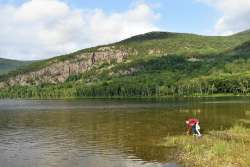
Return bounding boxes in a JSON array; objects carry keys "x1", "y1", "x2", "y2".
[
  {"x1": 148, "y1": 48, "x2": 163, "y2": 55},
  {"x1": 116, "y1": 67, "x2": 141, "y2": 76},
  {"x1": 0, "y1": 48, "x2": 131, "y2": 88},
  {"x1": 0, "y1": 82, "x2": 5, "y2": 89}
]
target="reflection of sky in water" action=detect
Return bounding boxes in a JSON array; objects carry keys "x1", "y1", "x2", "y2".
[
  {"x1": 0, "y1": 97, "x2": 250, "y2": 167},
  {"x1": 0, "y1": 128, "x2": 177, "y2": 167}
]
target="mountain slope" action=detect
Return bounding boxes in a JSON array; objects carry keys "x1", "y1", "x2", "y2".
[
  {"x1": 0, "y1": 58, "x2": 32, "y2": 75},
  {"x1": 0, "y1": 30, "x2": 250, "y2": 98}
]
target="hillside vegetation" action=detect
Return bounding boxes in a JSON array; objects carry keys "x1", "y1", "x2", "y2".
[
  {"x1": 0, "y1": 30, "x2": 250, "y2": 98},
  {"x1": 0, "y1": 58, "x2": 32, "y2": 75}
]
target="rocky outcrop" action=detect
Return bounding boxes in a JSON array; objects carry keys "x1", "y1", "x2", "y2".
[
  {"x1": 115, "y1": 67, "x2": 141, "y2": 76},
  {"x1": 0, "y1": 48, "x2": 133, "y2": 88},
  {"x1": 148, "y1": 48, "x2": 163, "y2": 55}
]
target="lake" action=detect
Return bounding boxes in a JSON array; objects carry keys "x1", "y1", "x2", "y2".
[{"x1": 0, "y1": 97, "x2": 250, "y2": 167}]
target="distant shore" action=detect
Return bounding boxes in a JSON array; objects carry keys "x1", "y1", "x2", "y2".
[{"x1": 1, "y1": 93, "x2": 250, "y2": 100}]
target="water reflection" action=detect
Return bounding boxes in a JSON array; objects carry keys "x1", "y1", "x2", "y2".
[{"x1": 0, "y1": 97, "x2": 250, "y2": 167}]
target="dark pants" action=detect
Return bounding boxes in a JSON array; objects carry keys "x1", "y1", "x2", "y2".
[{"x1": 192, "y1": 125, "x2": 197, "y2": 134}]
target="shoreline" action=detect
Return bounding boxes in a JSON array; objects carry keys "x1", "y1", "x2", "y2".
[
  {"x1": 0, "y1": 93, "x2": 250, "y2": 100},
  {"x1": 162, "y1": 124, "x2": 250, "y2": 167}
]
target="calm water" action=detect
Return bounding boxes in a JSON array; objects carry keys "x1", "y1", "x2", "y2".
[{"x1": 0, "y1": 97, "x2": 250, "y2": 167}]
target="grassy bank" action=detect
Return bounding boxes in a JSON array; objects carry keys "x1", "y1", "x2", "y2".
[{"x1": 162, "y1": 125, "x2": 250, "y2": 167}]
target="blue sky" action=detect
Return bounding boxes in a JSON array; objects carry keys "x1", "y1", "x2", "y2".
[
  {"x1": 73, "y1": 0, "x2": 220, "y2": 34},
  {"x1": 0, "y1": 0, "x2": 220, "y2": 34},
  {"x1": 0, "y1": 0, "x2": 249, "y2": 60}
]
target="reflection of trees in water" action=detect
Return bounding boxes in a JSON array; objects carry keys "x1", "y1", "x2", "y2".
[
  {"x1": 0, "y1": 100, "x2": 249, "y2": 163},
  {"x1": 187, "y1": 102, "x2": 248, "y2": 131}
]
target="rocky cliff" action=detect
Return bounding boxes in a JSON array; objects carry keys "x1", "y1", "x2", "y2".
[{"x1": 0, "y1": 47, "x2": 134, "y2": 88}]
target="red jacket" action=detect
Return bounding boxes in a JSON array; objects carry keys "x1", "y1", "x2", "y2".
[{"x1": 186, "y1": 118, "x2": 199, "y2": 128}]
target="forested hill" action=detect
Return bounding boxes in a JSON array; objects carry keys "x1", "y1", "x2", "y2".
[
  {"x1": 0, "y1": 58, "x2": 32, "y2": 75},
  {"x1": 0, "y1": 30, "x2": 250, "y2": 98}
]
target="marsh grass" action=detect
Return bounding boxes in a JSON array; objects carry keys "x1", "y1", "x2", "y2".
[
  {"x1": 245, "y1": 110, "x2": 250, "y2": 116},
  {"x1": 162, "y1": 125, "x2": 250, "y2": 167}
]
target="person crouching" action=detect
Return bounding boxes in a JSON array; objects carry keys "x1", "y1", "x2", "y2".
[{"x1": 185, "y1": 118, "x2": 202, "y2": 137}]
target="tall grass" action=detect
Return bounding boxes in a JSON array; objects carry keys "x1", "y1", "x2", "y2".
[{"x1": 162, "y1": 125, "x2": 250, "y2": 167}]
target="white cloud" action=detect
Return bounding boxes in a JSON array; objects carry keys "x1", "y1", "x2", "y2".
[
  {"x1": 0, "y1": 0, "x2": 160, "y2": 60},
  {"x1": 198, "y1": 0, "x2": 250, "y2": 35}
]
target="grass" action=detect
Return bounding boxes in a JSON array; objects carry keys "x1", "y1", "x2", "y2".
[{"x1": 162, "y1": 125, "x2": 250, "y2": 167}]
